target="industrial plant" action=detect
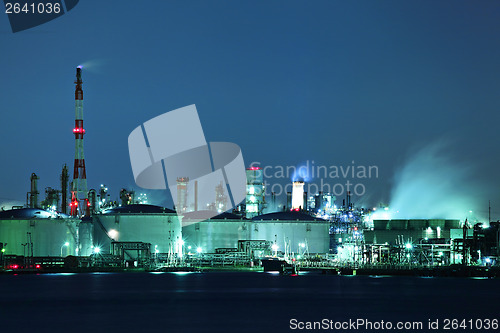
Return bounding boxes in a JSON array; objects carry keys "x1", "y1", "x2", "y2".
[{"x1": 0, "y1": 68, "x2": 498, "y2": 276}]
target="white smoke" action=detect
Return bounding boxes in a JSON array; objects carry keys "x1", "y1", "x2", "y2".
[
  {"x1": 387, "y1": 140, "x2": 484, "y2": 221},
  {"x1": 78, "y1": 59, "x2": 107, "y2": 73}
]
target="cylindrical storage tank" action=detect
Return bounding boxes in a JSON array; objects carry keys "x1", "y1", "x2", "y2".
[
  {"x1": 181, "y1": 212, "x2": 250, "y2": 253},
  {"x1": 93, "y1": 205, "x2": 181, "y2": 255},
  {"x1": 250, "y1": 221, "x2": 330, "y2": 254},
  {"x1": 0, "y1": 208, "x2": 78, "y2": 256},
  {"x1": 78, "y1": 218, "x2": 94, "y2": 256},
  {"x1": 249, "y1": 211, "x2": 330, "y2": 254}
]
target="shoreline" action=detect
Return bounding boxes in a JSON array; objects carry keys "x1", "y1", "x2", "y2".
[{"x1": 1, "y1": 265, "x2": 498, "y2": 278}]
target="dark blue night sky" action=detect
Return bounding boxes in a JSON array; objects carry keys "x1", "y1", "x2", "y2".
[{"x1": 1, "y1": 1, "x2": 500, "y2": 220}]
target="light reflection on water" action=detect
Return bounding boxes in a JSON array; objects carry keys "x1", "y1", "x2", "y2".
[{"x1": 0, "y1": 272, "x2": 497, "y2": 332}]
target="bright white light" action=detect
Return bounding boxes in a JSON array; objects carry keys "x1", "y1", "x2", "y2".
[
  {"x1": 94, "y1": 247, "x2": 101, "y2": 254},
  {"x1": 179, "y1": 239, "x2": 185, "y2": 246},
  {"x1": 108, "y1": 229, "x2": 118, "y2": 239},
  {"x1": 188, "y1": 246, "x2": 192, "y2": 250},
  {"x1": 384, "y1": 207, "x2": 389, "y2": 211},
  {"x1": 291, "y1": 181, "x2": 304, "y2": 210},
  {"x1": 438, "y1": 252, "x2": 443, "y2": 256},
  {"x1": 271, "y1": 244, "x2": 278, "y2": 251},
  {"x1": 299, "y1": 243, "x2": 305, "y2": 248},
  {"x1": 485, "y1": 258, "x2": 491, "y2": 263},
  {"x1": 405, "y1": 243, "x2": 413, "y2": 250},
  {"x1": 196, "y1": 247, "x2": 202, "y2": 253},
  {"x1": 338, "y1": 238, "x2": 342, "y2": 243},
  {"x1": 64, "y1": 242, "x2": 69, "y2": 247}
]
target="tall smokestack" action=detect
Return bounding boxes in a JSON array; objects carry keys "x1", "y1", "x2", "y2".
[
  {"x1": 303, "y1": 191, "x2": 307, "y2": 211},
  {"x1": 291, "y1": 181, "x2": 304, "y2": 210},
  {"x1": 194, "y1": 180, "x2": 198, "y2": 211},
  {"x1": 88, "y1": 189, "x2": 97, "y2": 214},
  {"x1": 70, "y1": 67, "x2": 89, "y2": 217},
  {"x1": 286, "y1": 192, "x2": 292, "y2": 211},
  {"x1": 177, "y1": 177, "x2": 189, "y2": 212},
  {"x1": 61, "y1": 164, "x2": 69, "y2": 214},
  {"x1": 29, "y1": 173, "x2": 39, "y2": 208}
]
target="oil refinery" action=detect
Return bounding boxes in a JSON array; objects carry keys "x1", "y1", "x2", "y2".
[{"x1": 0, "y1": 68, "x2": 498, "y2": 276}]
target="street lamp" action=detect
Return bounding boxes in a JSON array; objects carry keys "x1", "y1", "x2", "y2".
[
  {"x1": 108, "y1": 229, "x2": 118, "y2": 240},
  {"x1": 60, "y1": 242, "x2": 69, "y2": 257},
  {"x1": 196, "y1": 247, "x2": 202, "y2": 267},
  {"x1": 178, "y1": 239, "x2": 185, "y2": 261},
  {"x1": 272, "y1": 243, "x2": 278, "y2": 257}
]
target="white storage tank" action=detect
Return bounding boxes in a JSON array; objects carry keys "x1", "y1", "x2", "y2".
[
  {"x1": 182, "y1": 212, "x2": 250, "y2": 253},
  {"x1": 0, "y1": 208, "x2": 79, "y2": 256},
  {"x1": 93, "y1": 204, "x2": 182, "y2": 255},
  {"x1": 251, "y1": 211, "x2": 330, "y2": 254},
  {"x1": 78, "y1": 217, "x2": 94, "y2": 256}
]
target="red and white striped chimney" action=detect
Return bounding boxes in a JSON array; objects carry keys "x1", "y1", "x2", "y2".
[{"x1": 70, "y1": 66, "x2": 89, "y2": 216}]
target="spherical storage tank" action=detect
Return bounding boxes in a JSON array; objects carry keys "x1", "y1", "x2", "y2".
[{"x1": 93, "y1": 204, "x2": 182, "y2": 255}]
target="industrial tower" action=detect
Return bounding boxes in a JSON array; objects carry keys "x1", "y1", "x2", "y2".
[
  {"x1": 176, "y1": 177, "x2": 189, "y2": 213},
  {"x1": 70, "y1": 67, "x2": 89, "y2": 216}
]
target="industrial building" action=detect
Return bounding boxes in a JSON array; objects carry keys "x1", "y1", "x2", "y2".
[
  {"x1": 350, "y1": 219, "x2": 463, "y2": 265},
  {"x1": 245, "y1": 167, "x2": 265, "y2": 218},
  {"x1": 364, "y1": 219, "x2": 461, "y2": 244},
  {"x1": 1, "y1": 66, "x2": 498, "y2": 272}
]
